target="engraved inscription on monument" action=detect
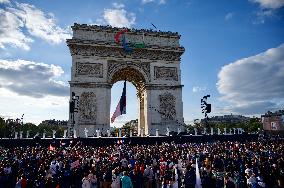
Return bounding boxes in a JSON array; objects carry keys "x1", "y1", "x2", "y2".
[
  {"x1": 154, "y1": 66, "x2": 178, "y2": 81},
  {"x1": 76, "y1": 62, "x2": 103, "y2": 78},
  {"x1": 159, "y1": 93, "x2": 176, "y2": 120}
]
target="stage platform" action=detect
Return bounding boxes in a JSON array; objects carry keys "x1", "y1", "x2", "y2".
[{"x1": 0, "y1": 134, "x2": 259, "y2": 147}]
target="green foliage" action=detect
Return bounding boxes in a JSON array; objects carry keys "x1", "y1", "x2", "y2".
[{"x1": 0, "y1": 118, "x2": 66, "y2": 138}]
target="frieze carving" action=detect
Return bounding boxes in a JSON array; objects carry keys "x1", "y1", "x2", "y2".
[
  {"x1": 154, "y1": 66, "x2": 178, "y2": 81},
  {"x1": 107, "y1": 60, "x2": 150, "y2": 83},
  {"x1": 76, "y1": 62, "x2": 103, "y2": 78},
  {"x1": 79, "y1": 92, "x2": 96, "y2": 124},
  {"x1": 69, "y1": 82, "x2": 112, "y2": 88},
  {"x1": 145, "y1": 85, "x2": 183, "y2": 90},
  {"x1": 67, "y1": 44, "x2": 184, "y2": 61},
  {"x1": 159, "y1": 93, "x2": 176, "y2": 120}
]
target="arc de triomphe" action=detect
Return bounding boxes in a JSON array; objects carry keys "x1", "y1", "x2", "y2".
[{"x1": 67, "y1": 23, "x2": 185, "y2": 137}]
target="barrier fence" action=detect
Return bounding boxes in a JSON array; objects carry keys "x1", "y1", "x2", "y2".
[{"x1": 0, "y1": 134, "x2": 259, "y2": 148}]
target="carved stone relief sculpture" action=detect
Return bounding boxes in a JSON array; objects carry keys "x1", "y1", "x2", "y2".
[
  {"x1": 159, "y1": 93, "x2": 176, "y2": 120},
  {"x1": 154, "y1": 66, "x2": 178, "y2": 81},
  {"x1": 79, "y1": 92, "x2": 97, "y2": 124},
  {"x1": 76, "y1": 62, "x2": 103, "y2": 77}
]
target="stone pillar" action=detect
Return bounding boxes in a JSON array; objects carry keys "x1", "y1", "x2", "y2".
[
  {"x1": 19, "y1": 131, "x2": 23, "y2": 139},
  {"x1": 140, "y1": 128, "x2": 144, "y2": 137},
  {"x1": 73, "y1": 130, "x2": 77, "y2": 138},
  {"x1": 14, "y1": 132, "x2": 18, "y2": 139},
  {"x1": 194, "y1": 128, "x2": 198, "y2": 136},
  {"x1": 217, "y1": 128, "x2": 221, "y2": 135},
  {"x1": 96, "y1": 129, "x2": 100, "y2": 137},
  {"x1": 63, "y1": 130, "x2": 67, "y2": 138},
  {"x1": 156, "y1": 129, "x2": 159, "y2": 137},
  {"x1": 72, "y1": 87, "x2": 111, "y2": 137},
  {"x1": 166, "y1": 127, "x2": 170, "y2": 136},
  {"x1": 34, "y1": 132, "x2": 39, "y2": 138},
  {"x1": 138, "y1": 94, "x2": 146, "y2": 136},
  {"x1": 26, "y1": 130, "x2": 30, "y2": 138},
  {"x1": 84, "y1": 128, "x2": 88, "y2": 138},
  {"x1": 223, "y1": 128, "x2": 227, "y2": 135},
  {"x1": 129, "y1": 130, "x2": 133, "y2": 137},
  {"x1": 118, "y1": 128, "x2": 122, "y2": 137},
  {"x1": 202, "y1": 128, "x2": 207, "y2": 135},
  {"x1": 52, "y1": 130, "x2": 56, "y2": 138},
  {"x1": 210, "y1": 127, "x2": 214, "y2": 135},
  {"x1": 107, "y1": 129, "x2": 110, "y2": 137},
  {"x1": 42, "y1": 132, "x2": 46, "y2": 139}
]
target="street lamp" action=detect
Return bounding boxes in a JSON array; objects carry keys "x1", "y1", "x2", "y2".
[
  {"x1": 21, "y1": 114, "x2": 24, "y2": 126},
  {"x1": 68, "y1": 92, "x2": 79, "y2": 137},
  {"x1": 201, "y1": 95, "x2": 211, "y2": 128}
]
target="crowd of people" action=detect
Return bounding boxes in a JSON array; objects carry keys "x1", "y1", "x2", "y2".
[{"x1": 0, "y1": 138, "x2": 283, "y2": 188}]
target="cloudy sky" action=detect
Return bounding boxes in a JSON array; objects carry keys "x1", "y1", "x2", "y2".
[{"x1": 0, "y1": 0, "x2": 283, "y2": 126}]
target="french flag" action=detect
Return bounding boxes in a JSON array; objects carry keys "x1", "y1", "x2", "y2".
[{"x1": 111, "y1": 81, "x2": 126, "y2": 123}]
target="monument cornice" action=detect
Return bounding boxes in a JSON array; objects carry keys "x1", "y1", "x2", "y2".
[
  {"x1": 145, "y1": 84, "x2": 184, "y2": 90},
  {"x1": 67, "y1": 41, "x2": 184, "y2": 61},
  {"x1": 69, "y1": 81, "x2": 112, "y2": 88},
  {"x1": 66, "y1": 39, "x2": 185, "y2": 53},
  {"x1": 71, "y1": 23, "x2": 181, "y2": 38}
]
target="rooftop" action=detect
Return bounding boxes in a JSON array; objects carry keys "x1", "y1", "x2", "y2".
[{"x1": 71, "y1": 23, "x2": 181, "y2": 38}]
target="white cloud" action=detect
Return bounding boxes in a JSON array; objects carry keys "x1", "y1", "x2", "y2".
[
  {"x1": 0, "y1": 59, "x2": 69, "y2": 98},
  {"x1": 217, "y1": 43, "x2": 284, "y2": 115},
  {"x1": 142, "y1": 0, "x2": 155, "y2": 4},
  {"x1": 250, "y1": 0, "x2": 284, "y2": 23},
  {"x1": 0, "y1": 0, "x2": 10, "y2": 4},
  {"x1": 142, "y1": 0, "x2": 166, "y2": 4},
  {"x1": 250, "y1": 0, "x2": 284, "y2": 9},
  {"x1": 0, "y1": 2, "x2": 71, "y2": 50},
  {"x1": 192, "y1": 86, "x2": 207, "y2": 93},
  {"x1": 225, "y1": 12, "x2": 234, "y2": 21},
  {"x1": 0, "y1": 88, "x2": 69, "y2": 124},
  {"x1": 10, "y1": 3, "x2": 71, "y2": 43},
  {"x1": 112, "y1": 2, "x2": 125, "y2": 9},
  {"x1": 0, "y1": 9, "x2": 33, "y2": 50},
  {"x1": 101, "y1": 4, "x2": 136, "y2": 28},
  {"x1": 254, "y1": 9, "x2": 274, "y2": 24}
]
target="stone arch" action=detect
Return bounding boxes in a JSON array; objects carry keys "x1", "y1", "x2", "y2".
[
  {"x1": 67, "y1": 24, "x2": 185, "y2": 137},
  {"x1": 107, "y1": 61, "x2": 150, "y2": 83},
  {"x1": 109, "y1": 66, "x2": 148, "y2": 134},
  {"x1": 109, "y1": 66, "x2": 148, "y2": 99}
]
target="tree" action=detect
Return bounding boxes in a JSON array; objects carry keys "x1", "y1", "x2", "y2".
[{"x1": 248, "y1": 117, "x2": 262, "y2": 132}]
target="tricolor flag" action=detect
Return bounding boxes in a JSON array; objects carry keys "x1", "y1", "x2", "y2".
[{"x1": 111, "y1": 81, "x2": 126, "y2": 123}]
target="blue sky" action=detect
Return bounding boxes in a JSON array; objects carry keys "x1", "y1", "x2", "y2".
[{"x1": 0, "y1": 0, "x2": 283, "y2": 126}]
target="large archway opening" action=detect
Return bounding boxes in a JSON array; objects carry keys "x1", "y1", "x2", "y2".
[{"x1": 109, "y1": 67, "x2": 147, "y2": 135}]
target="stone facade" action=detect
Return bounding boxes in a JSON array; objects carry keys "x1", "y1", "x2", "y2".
[
  {"x1": 262, "y1": 110, "x2": 284, "y2": 131},
  {"x1": 67, "y1": 23, "x2": 185, "y2": 137}
]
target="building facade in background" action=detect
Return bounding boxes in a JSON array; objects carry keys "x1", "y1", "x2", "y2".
[{"x1": 262, "y1": 110, "x2": 284, "y2": 131}]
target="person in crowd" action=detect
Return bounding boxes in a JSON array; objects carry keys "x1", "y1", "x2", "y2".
[
  {"x1": 121, "y1": 171, "x2": 133, "y2": 188},
  {"x1": 82, "y1": 172, "x2": 91, "y2": 188},
  {"x1": 0, "y1": 138, "x2": 282, "y2": 188}
]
